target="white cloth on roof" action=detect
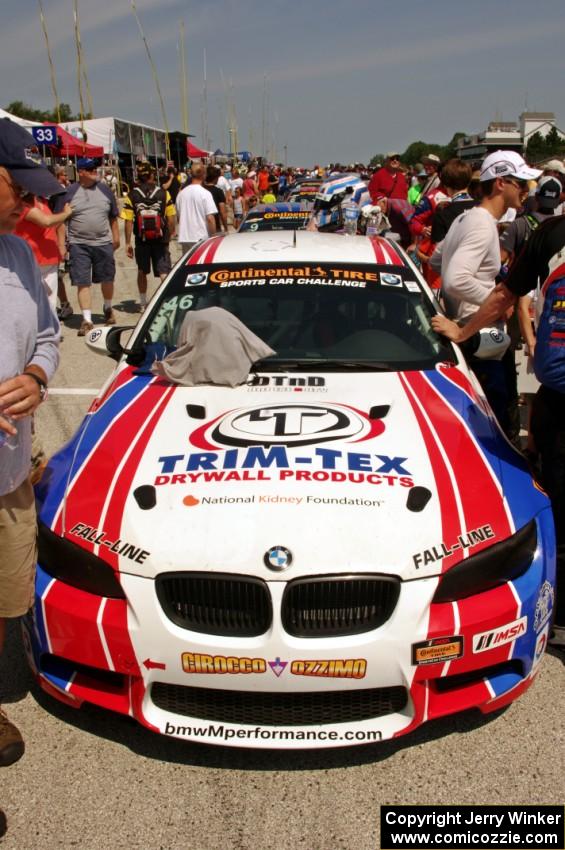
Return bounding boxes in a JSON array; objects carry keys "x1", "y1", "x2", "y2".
[{"x1": 151, "y1": 307, "x2": 275, "y2": 387}]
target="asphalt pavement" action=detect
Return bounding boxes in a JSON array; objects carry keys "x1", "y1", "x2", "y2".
[{"x1": 1, "y1": 235, "x2": 564, "y2": 850}]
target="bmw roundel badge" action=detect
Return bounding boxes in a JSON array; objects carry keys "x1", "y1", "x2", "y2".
[{"x1": 264, "y1": 546, "x2": 293, "y2": 571}]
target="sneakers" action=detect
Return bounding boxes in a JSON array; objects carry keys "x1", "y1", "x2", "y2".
[
  {"x1": 57, "y1": 302, "x2": 73, "y2": 320},
  {"x1": 548, "y1": 625, "x2": 565, "y2": 649},
  {"x1": 78, "y1": 320, "x2": 94, "y2": 337},
  {"x1": 104, "y1": 307, "x2": 117, "y2": 325},
  {"x1": 0, "y1": 707, "x2": 24, "y2": 767},
  {"x1": 0, "y1": 808, "x2": 6, "y2": 838}
]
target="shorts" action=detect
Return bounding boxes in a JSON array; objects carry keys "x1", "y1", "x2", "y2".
[
  {"x1": 134, "y1": 241, "x2": 172, "y2": 277},
  {"x1": 0, "y1": 478, "x2": 36, "y2": 618},
  {"x1": 69, "y1": 243, "x2": 115, "y2": 285}
]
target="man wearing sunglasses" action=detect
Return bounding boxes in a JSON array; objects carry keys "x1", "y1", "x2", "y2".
[
  {"x1": 430, "y1": 150, "x2": 542, "y2": 437},
  {"x1": 54, "y1": 157, "x2": 120, "y2": 336},
  {"x1": 0, "y1": 119, "x2": 62, "y2": 783}
]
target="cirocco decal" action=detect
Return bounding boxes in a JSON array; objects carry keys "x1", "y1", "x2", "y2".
[
  {"x1": 68, "y1": 523, "x2": 150, "y2": 565},
  {"x1": 473, "y1": 617, "x2": 528, "y2": 653},
  {"x1": 412, "y1": 524, "x2": 495, "y2": 568},
  {"x1": 290, "y1": 659, "x2": 367, "y2": 679},
  {"x1": 182, "y1": 653, "x2": 266, "y2": 674}
]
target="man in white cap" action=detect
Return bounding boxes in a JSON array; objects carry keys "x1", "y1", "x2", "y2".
[
  {"x1": 421, "y1": 152, "x2": 442, "y2": 195},
  {"x1": 431, "y1": 150, "x2": 542, "y2": 435}
]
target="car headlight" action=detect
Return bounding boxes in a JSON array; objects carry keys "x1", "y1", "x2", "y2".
[
  {"x1": 432, "y1": 520, "x2": 537, "y2": 603},
  {"x1": 38, "y1": 522, "x2": 126, "y2": 599}
]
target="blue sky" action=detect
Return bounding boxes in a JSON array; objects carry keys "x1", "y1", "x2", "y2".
[{"x1": 3, "y1": 0, "x2": 565, "y2": 164}]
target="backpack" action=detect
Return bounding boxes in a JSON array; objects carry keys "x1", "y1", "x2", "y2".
[
  {"x1": 133, "y1": 185, "x2": 165, "y2": 240},
  {"x1": 534, "y1": 249, "x2": 565, "y2": 393}
]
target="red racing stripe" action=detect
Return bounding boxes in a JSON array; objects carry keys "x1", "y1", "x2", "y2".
[
  {"x1": 58, "y1": 381, "x2": 169, "y2": 543},
  {"x1": 202, "y1": 234, "x2": 225, "y2": 264},
  {"x1": 369, "y1": 236, "x2": 387, "y2": 264},
  {"x1": 186, "y1": 240, "x2": 212, "y2": 265},
  {"x1": 406, "y1": 372, "x2": 519, "y2": 678},
  {"x1": 377, "y1": 237, "x2": 403, "y2": 265},
  {"x1": 43, "y1": 582, "x2": 109, "y2": 670},
  {"x1": 94, "y1": 385, "x2": 175, "y2": 570},
  {"x1": 394, "y1": 372, "x2": 462, "y2": 736}
]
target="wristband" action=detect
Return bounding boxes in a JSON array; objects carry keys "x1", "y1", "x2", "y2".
[{"x1": 23, "y1": 371, "x2": 48, "y2": 402}]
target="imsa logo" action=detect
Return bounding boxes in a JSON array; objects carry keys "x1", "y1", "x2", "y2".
[{"x1": 472, "y1": 616, "x2": 527, "y2": 653}]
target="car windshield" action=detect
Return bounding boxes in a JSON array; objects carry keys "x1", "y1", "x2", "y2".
[{"x1": 141, "y1": 261, "x2": 452, "y2": 371}]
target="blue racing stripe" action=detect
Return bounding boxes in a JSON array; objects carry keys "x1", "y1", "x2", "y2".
[
  {"x1": 486, "y1": 667, "x2": 523, "y2": 698},
  {"x1": 38, "y1": 373, "x2": 153, "y2": 528},
  {"x1": 33, "y1": 564, "x2": 54, "y2": 655},
  {"x1": 425, "y1": 369, "x2": 549, "y2": 528}
]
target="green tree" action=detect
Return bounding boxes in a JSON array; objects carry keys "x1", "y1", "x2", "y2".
[
  {"x1": 544, "y1": 126, "x2": 565, "y2": 156},
  {"x1": 442, "y1": 132, "x2": 466, "y2": 160},
  {"x1": 526, "y1": 131, "x2": 548, "y2": 162},
  {"x1": 4, "y1": 100, "x2": 88, "y2": 124}
]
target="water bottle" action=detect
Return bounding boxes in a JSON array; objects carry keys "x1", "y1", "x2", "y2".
[
  {"x1": 0, "y1": 415, "x2": 18, "y2": 450},
  {"x1": 366, "y1": 212, "x2": 379, "y2": 237},
  {"x1": 343, "y1": 202, "x2": 359, "y2": 236}
]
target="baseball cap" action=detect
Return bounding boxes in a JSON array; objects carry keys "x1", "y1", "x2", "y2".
[
  {"x1": 536, "y1": 176, "x2": 562, "y2": 209},
  {"x1": 423, "y1": 153, "x2": 441, "y2": 164},
  {"x1": 77, "y1": 157, "x2": 98, "y2": 170},
  {"x1": 247, "y1": 170, "x2": 256, "y2": 178},
  {"x1": 137, "y1": 161, "x2": 155, "y2": 177},
  {"x1": 0, "y1": 118, "x2": 63, "y2": 197},
  {"x1": 386, "y1": 152, "x2": 400, "y2": 160},
  {"x1": 544, "y1": 159, "x2": 565, "y2": 176},
  {"x1": 479, "y1": 150, "x2": 542, "y2": 182},
  {"x1": 417, "y1": 169, "x2": 427, "y2": 177}
]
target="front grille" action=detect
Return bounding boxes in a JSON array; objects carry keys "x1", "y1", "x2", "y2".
[
  {"x1": 151, "y1": 683, "x2": 407, "y2": 726},
  {"x1": 155, "y1": 572, "x2": 272, "y2": 637},
  {"x1": 282, "y1": 575, "x2": 400, "y2": 637}
]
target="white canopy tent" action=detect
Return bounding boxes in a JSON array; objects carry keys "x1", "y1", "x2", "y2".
[{"x1": 0, "y1": 108, "x2": 38, "y2": 128}]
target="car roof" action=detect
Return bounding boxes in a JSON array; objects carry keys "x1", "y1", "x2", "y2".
[{"x1": 187, "y1": 231, "x2": 408, "y2": 267}]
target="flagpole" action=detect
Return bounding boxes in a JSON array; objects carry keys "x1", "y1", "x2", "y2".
[
  {"x1": 130, "y1": 0, "x2": 171, "y2": 161},
  {"x1": 37, "y1": 0, "x2": 61, "y2": 124}
]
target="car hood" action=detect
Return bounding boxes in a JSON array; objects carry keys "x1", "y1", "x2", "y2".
[{"x1": 42, "y1": 364, "x2": 543, "y2": 583}]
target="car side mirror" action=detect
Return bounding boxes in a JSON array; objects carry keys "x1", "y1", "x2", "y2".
[{"x1": 85, "y1": 325, "x2": 135, "y2": 361}]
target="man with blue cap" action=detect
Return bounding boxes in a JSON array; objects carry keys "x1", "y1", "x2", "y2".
[{"x1": 0, "y1": 118, "x2": 61, "y2": 797}]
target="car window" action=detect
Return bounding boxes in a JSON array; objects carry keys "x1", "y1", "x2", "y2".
[{"x1": 143, "y1": 262, "x2": 451, "y2": 370}]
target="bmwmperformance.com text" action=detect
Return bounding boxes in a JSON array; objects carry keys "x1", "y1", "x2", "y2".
[{"x1": 381, "y1": 806, "x2": 564, "y2": 849}]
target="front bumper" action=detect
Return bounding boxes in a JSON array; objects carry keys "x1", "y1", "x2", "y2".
[{"x1": 25, "y1": 510, "x2": 555, "y2": 749}]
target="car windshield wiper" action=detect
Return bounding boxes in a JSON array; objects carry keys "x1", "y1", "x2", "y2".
[{"x1": 251, "y1": 358, "x2": 393, "y2": 372}]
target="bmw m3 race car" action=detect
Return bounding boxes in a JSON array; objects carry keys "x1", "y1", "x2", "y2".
[
  {"x1": 27, "y1": 231, "x2": 556, "y2": 749},
  {"x1": 238, "y1": 202, "x2": 310, "y2": 233}
]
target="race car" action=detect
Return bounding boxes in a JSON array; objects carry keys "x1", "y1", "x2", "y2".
[
  {"x1": 238, "y1": 202, "x2": 310, "y2": 233},
  {"x1": 284, "y1": 177, "x2": 323, "y2": 205},
  {"x1": 27, "y1": 231, "x2": 555, "y2": 749},
  {"x1": 309, "y1": 173, "x2": 371, "y2": 231}
]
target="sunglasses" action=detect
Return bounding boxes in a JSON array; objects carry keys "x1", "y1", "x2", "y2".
[
  {"x1": 0, "y1": 172, "x2": 34, "y2": 202},
  {"x1": 503, "y1": 177, "x2": 528, "y2": 191}
]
